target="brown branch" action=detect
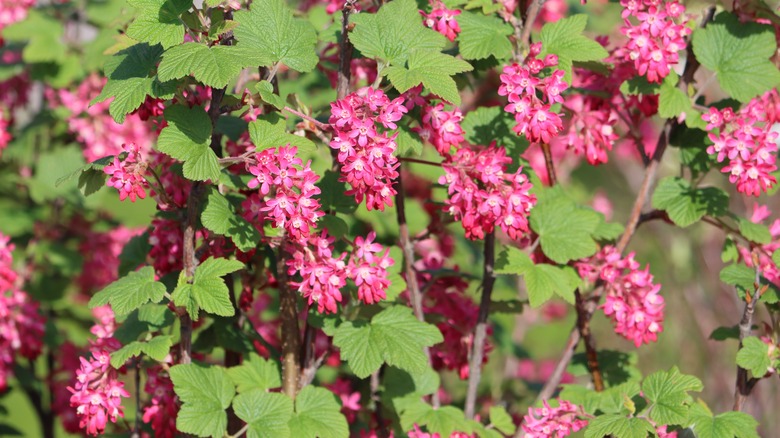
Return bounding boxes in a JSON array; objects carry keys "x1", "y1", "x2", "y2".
[
  {"x1": 395, "y1": 171, "x2": 440, "y2": 407},
  {"x1": 540, "y1": 142, "x2": 557, "y2": 186},
  {"x1": 519, "y1": 0, "x2": 546, "y2": 49},
  {"x1": 465, "y1": 232, "x2": 496, "y2": 420},
  {"x1": 733, "y1": 257, "x2": 762, "y2": 411},
  {"x1": 278, "y1": 241, "x2": 301, "y2": 398},
  {"x1": 575, "y1": 290, "x2": 604, "y2": 391},
  {"x1": 398, "y1": 157, "x2": 443, "y2": 167},
  {"x1": 338, "y1": 0, "x2": 356, "y2": 100},
  {"x1": 282, "y1": 106, "x2": 331, "y2": 132}
]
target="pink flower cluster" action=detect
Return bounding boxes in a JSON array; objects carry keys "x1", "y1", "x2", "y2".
[
  {"x1": 703, "y1": 92, "x2": 779, "y2": 196},
  {"x1": 0, "y1": 112, "x2": 10, "y2": 155},
  {"x1": 68, "y1": 348, "x2": 130, "y2": 436},
  {"x1": 142, "y1": 365, "x2": 179, "y2": 438},
  {"x1": 420, "y1": 1, "x2": 461, "y2": 42},
  {"x1": 149, "y1": 217, "x2": 185, "y2": 276},
  {"x1": 520, "y1": 400, "x2": 587, "y2": 437},
  {"x1": 0, "y1": 0, "x2": 35, "y2": 32},
  {"x1": 286, "y1": 230, "x2": 393, "y2": 313},
  {"x1": 103, "y1": 143, "x2": 149, "y2": 202},
  {"x1": 46, "y1": 74, "x2": 153, "y2": 162},
  {"x1": 576, "y1": 246, "x2": 665, "y2": 347},
  {"x1": 415, "y1": 102, "x2": 466, "y2": 154},
  {"x1": 246, "y1": 146, "x2": 324, "y2": 242},
  {"x1": 737, "y1": 204, "x2": 780, "y2": 289},
  {"x1": 76, "y1": 227, "x2": 137, "y2": 294},
  {"x1": 617, "y1": 0, "x2": 690, "y2": 83},
  {"x1": 499, "y1": 44, "x2": 568, "y2": 144},
  {"x1": 440, "y1": 145, "x2": 536, "y2": 240},
  {"x1": 0, "y1": 234, "x2": 45, "y2": 391},
  {"x1": 329, "y1": 87, "x2": 405, "y2": 211}
]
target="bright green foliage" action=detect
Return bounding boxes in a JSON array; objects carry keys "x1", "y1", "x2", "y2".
[
  {"x1": 110, "y1": 335, "x2": 173, "y2": 368},
  {"x1": 157, "y1": 105, "x2": 221, "y2": 181},
  {"x1": 561, "y1": 381, "x2": 641, "y2": 415},
  {"x1": 495, "y1": 246, "x2": 533, "y2": 274},
  {"x1": 736, "y1": 217, "x2": 772, "y2": 244},
  {"x1": 332, "y1": 305, "x2": 443, "y2": 378},
  {"x1": 170, "y1": 364, "x2": 236, "y2": 438},
  {"x1": 248, "y1": 115, "x2": 316, "y2": 153},
  {"x1": 396, "y1": 125, "x2": 425, "y2": 156},
  {"x1": 201, "y1": 188, "x2": 261, "y2": 252},
  {"x1": 113, "y1": 304, "x2": 175, "y2": 344},
  {"x1": 287, "y1": 386, "x2": 349, "y2": 438},
  {"x1": 736, "y1": 336, "x2": 773, "y2": 377},
  {"x1": 461, "y1": 106, "x2": 526, "y2": 155},
  {"x1": 93, "y1": 43, "x2": 175, "y2": 123},
  {"x1": 228, "y1": 353, "x2": 282, "y2": 393},
  {"x1": 773, "y1": 250, "x2": 780, "y2": 268},
  {"x1": 157, "y1": 43, "x2": 252, "y2": 88},
  {"x1": 256, "y1": 80, "x2": 287, "y2": 110},
  {"x1": 539, "y1": 15, "x2": 609, "y2": 83},
  {"x1": 233, "y1": 392, "x2": 294, "y2": 438},
  {"x1": 719, "y1": 263, "x2": 779, "y2": 304},
  {"x1": 687, "y1": 401, "x2": 760, "y2": 438},
  {"x1": 489, "y1": 406, "x2": 516, "y2": 435},
  {"x1": 456, "y1": 12, "x2": 513, "y2": 60},
  {"x1": 233, "y1": 0, "x2": 318, "y2": 72},
  {"x1": 350, "y1": 0, "x2": 470, "y2": 104},
  {"x1": 385, "y1": 49, "x2": 473, "y2": 105},
  {"x1": 398, "y1": 400, "x2": 472, "y2": 436},
  {"x1": 642, "y1": 367, "x2": 703, "y2": 426},
  {"x1": 524, "y1": 264, "x2": 580, "y2": 307},
  {"x1": 529, "y1": 189, "x2": 602, "y2": 264},
  {"x1": 620, "y1": 75, "x2": 662, "y2": 95},
  {"x1": 55, "y1": 155, "x2": 115, "y2": 196},
  {"x1": 89, "y1": 266, "x2": 166, "y2": 316},
  {"x1": 692, "y1": 12, "x2": 780, "y2": 102},
  {"x1": 318, "y1": 215, "x2": 348, "y2": 239},
  {"x1": 171, "y1": 257, "x2": 243, "y2": 320},
  {"x1": 651, "y1": 177, "x2": 729, "y2": 227},
  {"x1": 569, "y1": 350, "x2": 642, "y2": 389},
  {"x1": 126, "y1": 0, "x2": 191, "y2": 49},
  {"x1": 584, "y1": 414, "x2": 655, "y2": 438},
  {"x1": 658, "y1": 77, "x2": 692, "y2": 119}
]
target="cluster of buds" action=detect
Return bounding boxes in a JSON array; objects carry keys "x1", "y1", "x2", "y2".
[{"x1": 68, "y1": 348, "x2": 129, "y2": 436}]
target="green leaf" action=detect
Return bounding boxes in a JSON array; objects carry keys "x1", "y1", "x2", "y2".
[
  {"x1": 709, "y1": 325, "x2": 742, "y2": 341},
  {"x1": 233, "y1": 391, "x2": 293, "y2": 438},
  {"x1": 489, "y1": 406, "x2": 516, "y2": 435},
  {"x1": 319, "y1": 215, "x2": 348, "y2": 239},
  {"x1": 287, "y1": 386, "x2": 349, "y2": 438},
  {"x1": 2, "y1": 10, "x2": 66, "y2": 63},
  {"x1": 385, "y1": 49, "x2": 472, "y2": 105},
  {"x1": 524, "y1": 264, "x2": 580, "y2": 306},
  {"x1": 529, "y1": 189, "x2": 602, "y2": 263},
  {"x1": 157, "y1": 105, "x2": 220, "y2": 182},
  {"x1": 736, "y1": 336, "x2": 772, "y2": 377},
  {"x1": 172, "y1": 257, "x2": 243, "y2": 320},
  {"x1": 722, "y1": 238, "x2": 739, "y2": 263},
  {"x1": 158, "y1": 43, "x2": 250, "y2": 88},
  {"x1": 736, "y1": 217, "x2": 772, "y2": 244},
  {"x1": 350, "y1": 0, "x2": 446, "y2": 66},
  {"x1": 717, "y1": 263, "x2": 780, "y2": 304},
  {"x1": 651, "y1": 177, "x2": 729, "y2": 227},
  {"x1": 127, "y1": 0, "x2": 191, "y2": 49},
  {"x1": 233, "y1": 0, "x2": 319, "y2": 72},
  {"x1": 495, "y1": 246, "x2": 534, "y2": 275},
  {"x1": 539, "y1": 15, "x2": 609, "y2": 83},
  {"x1": 113, "y1": 304, "x2": 175, "y2": 343},
  {"x1": 585, "y1": 414, "x2": 655, "y2": 438},
  {"x1": 687, "y1": 401, "x2": 760, "y2": 438},
  {"x1": 592, "y1": 218, "x2": 625, "y2": 241},
  {"x1": 248, "y1": 116, "x2": 316, "y2": 153},
  {"x1": 773, "y1": 250, "x2": 780, "y2": 269},
  {"x1": 396, "y1": 125, "x2": 424, "y2": 157},
  {"x1": 89, "y1": 266, "x2": 166, "y2": 316},
  {"x1": 642, "y1": 367, "x2": 703, "y2": 426},
  {"x1": 461, "y1": 106, "x2": 527, "y2": 155},
  {"x1": 92, "y1": 43, "x2": 173, "y2": 123},
  {"x1": 456, "y1": 12, "x2": 513, "y2": 60},
  {"x1": 658, "y1": 78, "x2": 692, "y2": 119},
  {"x1": 110, "y1": 335, "x2": 173, "y2": 368},
  {"x1": 256, "y1": 80, "x2": 287, "y2": 110},
  {"x1": 332, "y1": 305, "x2": 443, "y2": 378},
  {"x1": 201, "y1": 189, "x2": 261, "y2": 252},
  {"x1": 422, "y1": 406, "x2": 473, "y2": 436},
  {"x1": 170, "y1": 364, "x2": 235, "y2": 437},
  {"x1": 620, "y1": 76, "x2": 662, "y2": 95},
  {"x1": 228, "y1": 353, "x2": 282, "y2": 393},
  {"x1": 692, "y1": 12, "x2": 780, "y2": 102}
]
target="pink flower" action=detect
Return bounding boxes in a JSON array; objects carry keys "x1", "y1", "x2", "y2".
[
  {"x1": 521, "y1": 399, "x2": 587, "y2": 437},
  {"x1": 421, "y1": 2, "x2": 461, "y2": 42},
  {"x1": 142, "y1": 366, "x2": 179, "y2": 438},
  {"x1": 103, "y1": 143, "x2": 149, "y2": 202},
  {"x1": 348, "y1": 232, "x2": 393, "y2": 305},
  {"x1": 0, "y1": 0, "x2": 35, "y2": 31},
  {"x1": 68, "y1": 349, "x2": 130, "y2": 436}
]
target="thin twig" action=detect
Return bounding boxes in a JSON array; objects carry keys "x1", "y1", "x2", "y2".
[
  {"x1": 283, "y1": 106, "x2": 331, "y2": 132},
  {"x1": 575, "y1": 290, "x2": 604, "y2": 391},
  {"x1": 519, "y1": 0, "x2": 546, "y2": 49},
  {"x1": 733, "y1": 255, "x2": 762, "y2": 411},
  {"x1": 398, "y1": 157, "x2": 443, "y2": 167},
  {"x1": 540, "y1": 142, "x2": 556, "y2": 186},
  {"x1": 465, "y1": 232, "x2": 496, "y2": 420},
  {"x1": 337, "y1": 0, "x2": 356, "y2": 100}
]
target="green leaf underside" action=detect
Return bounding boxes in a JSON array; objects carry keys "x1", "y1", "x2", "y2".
[
  {"x1": 692, "y1": 12, "x2": 780, "y2": 102},
  {"x1": 88, "y1": 266, "x2": 166, "y2": 316},
  {"x1": 233, "y1": 0, "x2": 319, "y2": 72},
  {"x1": 170, "y1": 364, "x2": 236, "y2": 437},
  {"x1": 332, "y1": 306, "x2": 443, "y2": 378},
  {"x1": 651, "y1": 177, "x2": 728, "y2": 227}
]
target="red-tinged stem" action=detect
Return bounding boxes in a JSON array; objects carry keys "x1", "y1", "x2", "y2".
[
  {"x1": 283, "y1": 106, "x2": 331, "y2": 132},
  {"x1": 733, "y1": 258, "x2": 761, "y2": 411},
  {"x1": 399, "y1": 157, "x2": 443, "y2": 167},
  {"x1": 278, "y1": 240, "x2": 301, "y2": 398},
  {"x1": 465, "y1": 232, "x2": 496, "y2": 420},
  {"x1": 575, "y1": 290, "x2": 604, "y2": 391},
  {"x1": 520, "y1": 0, "x2": 546, "y2": 49},
  {"x1": 540, "y1": 142, "x2": 557, "y2": 186},
  {"x1": 337, "y1": 0, "x2": 356, "y2": 100}
]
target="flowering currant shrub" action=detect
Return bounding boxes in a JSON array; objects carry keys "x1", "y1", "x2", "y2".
[{"x1": 3, "y1": 0, "x2": 780, "y2": 437}]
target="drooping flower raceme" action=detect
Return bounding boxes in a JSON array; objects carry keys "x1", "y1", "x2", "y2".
[
  {"x1": 576, "y1": 246, "x2": 665, "y2": 347},
  {"x1": 68, "y1": 348, "x2": 130, "y2": 436},
  {"x1": 617, "y1": 0, "x2": 690, "y2": 83},
  {"x1": 499, "y1": 43, "x2": 568, "y2": 144},
  {"x1": 347, "y1": 232, "x2": 394, "y2": 305},
  {"x1": 142, "y1": 365, "x2": 179, "y2": 438},
  {"x1": 520, "y1": 400, "x2": 588, "y2": 437},
  {"x1": 420, "y1": 0, "x2": 461, "y2": 42},
  {"x1": 0, "y1": 0, "x2": 35, "y2": 31},
  {"x1": 415, "y1": 102, "x2": 466, "y2": 154},
  {"x1": 103, "y1": 143, "x2": 149, "y2": 202},
  {"x1": 702, "y1": 91, "x2": 779, "y2": 196},
  {"x1": 329, "y1": 87, "x2": 405, "y2": 211},
  {"x1": 439, "y1": 145, "x2": 536, "y2": 240}
]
